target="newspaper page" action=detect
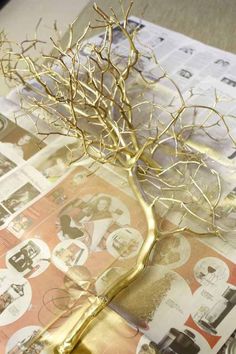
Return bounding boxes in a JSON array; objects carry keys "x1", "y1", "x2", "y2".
[
  {"x1": 1, "y1": 15, "x2": 236, "y2": 354},
  {"x1": 0, "y1": 98, "x2": 150, "y2": 352}
]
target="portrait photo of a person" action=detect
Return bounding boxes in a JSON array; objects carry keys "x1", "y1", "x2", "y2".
[
  {"x1": 59, "y1": 214, "x2": 85, "y2": 240},
  {"x1": 57, "y1": 196, "x2": 114, "y2": 249},
  {"x1": 0, "y1": 114, "x2": 45, "y2": 160},
  {"x1": 3, "y1": 183, "x2": 40, "y2": 213},
  {"x1": 0, "y1": 134, "x2": 32, "y2": 160},
  {"x1": 62, "y1": 195, "x2": 121, "y2": 225},
  {"x1": 43, "y1": 155, "x2": 69, "y2": 179},
  {"x1": 58, "y1": 194, "x2": 128, "y2": 251},
  {"x1": 80, "y1": 195, "x2": 113, "y2": 222},
  {"x1": 36, "y1": 142, "x2": 81, "y2": 181},
  {"x1": 0, "y1": 153, "x2": 16, "y2": 177}
]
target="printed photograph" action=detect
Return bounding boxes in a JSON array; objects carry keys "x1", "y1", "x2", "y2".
[
  {"x1": 6, "y1": 325, "x2": 49, "y2": 354},
  {"x1": 178, "y1": 69, "x2": 193, "y2": 79},
  {"x1": 48, "y1": 187, "x2": 68, "y2": 205},
  {"x1": 72, "y1": 170, "x2": 88, "y2": 186},
  {"x1": 137, "y1": 326, "x2": 211, "y2": 354},
  {"x1": 0, "y1": 114, "x2": 8, "y2": 133},
  {"x1": 0, "y1": 113, "x2": 45, "y2": 160},
  {"x1": 0, "y1": 205, "x2": 10, "y2": 226},
  {"x1": 57, "y1": 194, "x2": 130, "y2": 251},
  {"x1": 99, "y1": 18, "x2": 145, "y2": 45},
  {"x1": 157, "y1": 328, "x2": 200, "y2": 354},
  {"x1": 134, "y1": 30, "x2": 165, "y2": 50},
  {"x1": 217, "y1": 329, "x2": 236, "y2": 353},
  {"x1": 2, "y1": 183, "x2": 40, "y2": 213},
  {"x1": 179, "y1": 46, "x2": 195, "y2": 55},
  {"x1": 6, "y1": 239, "x2": 51, "y2": 278},
  {"x1": 34, "y1": 142, "x2": 81, "y2": 182},
  {"x1": 0, "y1": 153, "x2": 17, "y2": 178},
  {"x1": 60, "y1": 194, "x2": 130, "y2": 226},
  {"x1": 106, "y1": 227, "x2": 143, "y2": 259},
  {"x1": 194, "y1": 257, "x2": 230, "y2": 287},
  {"x1": 9, "y1": 214, "x2": 33, "y2": 235},
  {"x1": 192, "y1": 284, "x2": 236, "y2": 336},
  {"x1": 0, "y1": 269, "x2": 32, "y2": 326},
  {"x1": 52, "y1": 240, "x2": 88, "y2": 273}
]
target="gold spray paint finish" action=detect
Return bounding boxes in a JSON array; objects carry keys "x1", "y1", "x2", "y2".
[{"x1": 1, "y1": 1, "x2": 236, "y2": 353}]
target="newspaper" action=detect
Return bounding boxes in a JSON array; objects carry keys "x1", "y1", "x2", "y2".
[{"x1": 0, "y1": 16, "x2": 236, "y2": 354}]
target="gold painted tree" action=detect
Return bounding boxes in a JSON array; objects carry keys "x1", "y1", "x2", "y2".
[{"x1": 0, "y1": 2, "x2": 236, "y2": 353}]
